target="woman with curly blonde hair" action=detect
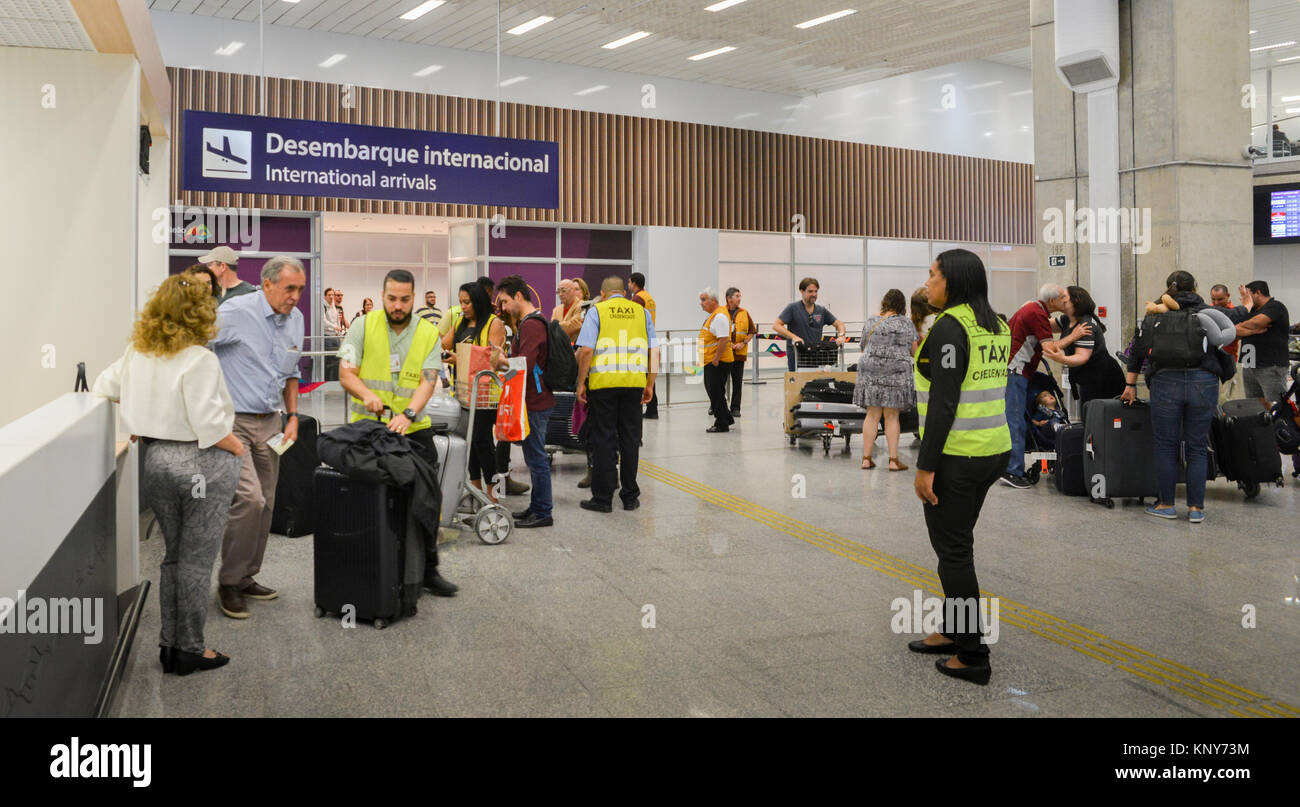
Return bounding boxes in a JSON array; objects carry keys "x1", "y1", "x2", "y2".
[{"x1": 94, "y1": 274, "x2": 244, "y2": 676}]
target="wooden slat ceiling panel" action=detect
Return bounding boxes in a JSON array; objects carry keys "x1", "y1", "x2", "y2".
[{"x1": 169, "y1": 67, "x2": 1032, "y2": 243}]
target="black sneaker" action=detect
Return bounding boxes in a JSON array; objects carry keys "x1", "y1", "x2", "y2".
[
  {"x1": 998, "y1": 473, "x2": 1033, "y2": 489},
  {"x1": 730, "y1": 409, "x2": 741, "y2": 418}
]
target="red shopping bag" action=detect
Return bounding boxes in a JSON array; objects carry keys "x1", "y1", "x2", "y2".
[
  {"x1": 494, "y1": 358, "x2": 530, "y2": 442},
  {"x1": 454, "y1": 342, "x2": 498, "y2": 410}
]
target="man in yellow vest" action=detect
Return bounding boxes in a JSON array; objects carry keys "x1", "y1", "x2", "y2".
[
  {"x1": 576, "y1": 276, "x2": 659, "y2": 512},
  {"x1": 698, "y1": 288, "x2": 735, "y2": 433},
  {"x1": 628, "y1": 272, "x2": 659, "y2": 419},
  {"x1": 724, "y1": 286, "x2": 757, "y2": 418},
  {"x1": 337, "y1": 269, "x2": 458, "y2": 597}
]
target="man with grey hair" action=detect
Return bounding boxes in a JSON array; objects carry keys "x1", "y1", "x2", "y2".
[
  {"x1": 699, "y1": 286, "x2": 735, "y2": 433},
  {"x1": 210, "y1": 255, "x2": 307, "y2": 617},
  {"x1": 999, "y1": 282, "x2": 1070, "y2": 488}
]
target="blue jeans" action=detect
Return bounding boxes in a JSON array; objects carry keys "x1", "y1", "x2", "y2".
[
  {"x1": 522, "y1": 406, "x2": 553, "y2": 518},
  {"x1": 1004, "y1": 372, "x2": 1029, "y2": 477},
  {"x1": 1150, "y1": 369, "x2": 1219, "y2": 509}
]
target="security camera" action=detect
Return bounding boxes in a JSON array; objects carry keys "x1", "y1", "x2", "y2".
[{"x1": 1245, "y1": 144, "x2": 1266, "y2": 159}]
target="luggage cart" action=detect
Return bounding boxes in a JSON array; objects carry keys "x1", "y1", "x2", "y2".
[
  {"x1": 794, "y1": 340, "x2": 843, "y2": 370},
  {"x1": 439, "y1": 370, "x2": 515, "y2": 545},
  {"x1": 788, "y1": 401, "x2": 866, "y2": 455}
]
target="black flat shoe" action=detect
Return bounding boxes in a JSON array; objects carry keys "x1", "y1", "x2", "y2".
[
  {"x1": 515, "y1": 513, "x2": 554, "y2": 528},
  {"x1": 907, "y1": 638, "x2": 957, "y2": 654},
  {"x1": 706, "y1": 426, "x2": 730, "y2": 433},
  {"x1": 160, "y1": 645, "x2": 175, "y2": 674},
  {"x1": 580, "y1": 499, "x2": 613, "y2": 513},
  {"x1": 622, "y1": 499, "x2": 640, "y2": 511},
  {"x1": 425, "y1": 572, "x2": 459, "y2": 597},
  {"x1": 511, "y1": 508, "x2": 533, "y2": 520},
  {"x1": 173, "y1": 649, "x2": 230, "y2": 676},
  {"x1": 934, "y1": 657, "x2": 990, "y2": 685}
]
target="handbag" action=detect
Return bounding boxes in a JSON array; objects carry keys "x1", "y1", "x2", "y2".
[
  {"x1": 1211, "y1": 347, "x2": 1236, "y2": 383},
  {"x1": 454, "y1": 342, "x2": 499, "y2": 409},
  {"x1": 494, "y1": 357, "x2": 530, "y2": 442}
]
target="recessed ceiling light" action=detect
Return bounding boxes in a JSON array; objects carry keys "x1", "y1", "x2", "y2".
[
  {"x1": 983, "y1": 131, "x2": 994, "y2": 137},
  {"x1": 574, "y1": 84, "x2": 608, "y2": 96},
  {"x1": 735, "y1": 112, "x2": 758, "y2": 119},
  {"x1": 1250, "y1": 30, "x2": 1257, "y2": 35},
  {"x1": 1279, "y1": 55, "x2": 1300, "y2": 62},
  {"x1": 966, "y1": 80, "x2": 1003, "y2": 89},
  {"x1": 1251, "y1": 41, "x2": 1296, "y2": 52},
  {"x1": 215, "y1": 41, "x2": 244, "y2": 56},
  {"x1": 1283, "y1": 95, "x2": 1300, "y2": 102},
  {"x1": 319, "y1": 54, "x2": 347, "y2": 67},
  {"x1": 507, "y1": 16, "x2": 554, "y2": 35},
  {"x1": 796, "y1": 9, "x2": 856, "y2": 29},
  {"x1": 400, "y1": 1, "x2": 445, "y2": 21},
  {"x1": 783, "y1": 103, "x2": 809, "y2": 110},
  {"x1": 603, "y1": 31, "x2": 651, "y2": 49},
  {"x1": 689, "y1": 46, "x2": 735, "y2": 61},
  {"x1": 413, "y1": 64, "x2": 443, "y2": 77},
  {"x1": 705, "y1": 0, "x2": 747, "y2": 10},
  {"x1": 499, "y1": 75, "x2": 528, "y2": 87},
  {"x1": 1009, "y1": 89, "x2": 1033, "y2": 96}
]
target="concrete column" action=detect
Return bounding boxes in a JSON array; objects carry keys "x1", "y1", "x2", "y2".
[{"x1": 1033, "y1": 0, "x2": 1253, "y2": 346}]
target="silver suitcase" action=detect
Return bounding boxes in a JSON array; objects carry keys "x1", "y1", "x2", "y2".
[
  {"x1": 424, "y1": 393, "x2": 466, "y2": 436},
  {"x1": 792, "y1": 401, "x2": 866, "y2": 434}
]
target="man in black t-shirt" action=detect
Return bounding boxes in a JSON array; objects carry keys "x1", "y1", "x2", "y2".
[{"x1": 1235, "y1": 281, "x2": 1291, "y2": 406}]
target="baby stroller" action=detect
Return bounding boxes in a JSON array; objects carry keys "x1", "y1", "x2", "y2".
[{"x1": 1023, "y1": 367, "x2": 1067, "y2": 484}]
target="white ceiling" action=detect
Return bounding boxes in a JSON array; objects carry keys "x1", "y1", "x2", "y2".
[
  {"x1": 0, "y1": 0, "x2": 94, "y2": 50},
  {"x1": 146, "y1": 0, "x2": 1032, "y2": 95},
  {"x1": 1252, "y1": 0, "x2": 1300, "y2": 69}
]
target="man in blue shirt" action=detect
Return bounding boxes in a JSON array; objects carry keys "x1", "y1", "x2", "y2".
[
  {"x1": 772, "y1": 277, "x2": 847, "y2": 371},
  {"x1": 210, "y1": 256, "x2": 306, "y2": 619}
]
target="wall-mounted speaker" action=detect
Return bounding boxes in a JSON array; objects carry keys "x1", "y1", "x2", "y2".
[{"x1": 139, "y1": 125, "x2": 152, "y2": 175}]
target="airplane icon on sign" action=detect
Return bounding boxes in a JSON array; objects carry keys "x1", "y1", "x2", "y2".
[{"x1": 205, "y1": 136, "x2": 247, "y2": 166}]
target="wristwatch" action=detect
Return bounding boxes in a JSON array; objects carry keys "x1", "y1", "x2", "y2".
[
  {"x1": 285, "y1": 412, "x2": 298, "y2": 419},
  {"x1": 402, "y1": 408, "x2": 417, "y2": 420}
]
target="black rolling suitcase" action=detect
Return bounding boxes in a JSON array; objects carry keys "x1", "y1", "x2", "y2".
[
  {"x1": 1212, "y1": 399, "x2": 1283, "y2": 498},
  {"x1": 545, "y1": 391, "x2": 585, "y2": 451},
  {"x1": 1083, "y1": 398, "x2": 1157, "y2": 508},
  {"x1": 800, "y1": 378, "x2": 855, "y2": 404},
  {"x1": 1054, "y1": 422, "x2": 1087, "y2": 496},
  {"x1": 271, "y1": 413, "x2": 319, "y2": 537},
  {"x1": 312, "y1": 466, "x2": 410, "y2": 629}
]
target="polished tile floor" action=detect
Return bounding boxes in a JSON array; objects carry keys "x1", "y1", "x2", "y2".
[{"x1": 114, "y1": 385, "x2": 1300, "y2": 717}]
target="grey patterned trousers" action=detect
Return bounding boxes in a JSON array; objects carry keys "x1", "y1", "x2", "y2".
[{"x1": 143, "y1": 440, "x2": 241, "y2": 654}]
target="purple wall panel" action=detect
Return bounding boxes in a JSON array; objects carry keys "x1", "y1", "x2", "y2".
[
  {"x1": 560, "y1": 228, "x2": 631, "y2": 260},
  {"x1": 488, "y1": 262, "x2": 554, "y2": 310},
  {"x1": 561, "y1": 264, "x2": 630, "y2": 299},
  {"x1": 487, "y1": 225, "x2": 554, "y2": 258}
]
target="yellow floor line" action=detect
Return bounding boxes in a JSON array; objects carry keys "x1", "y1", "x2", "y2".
[{"x1": 640, "y1": 459, "x2": 1297, "y2": 718}]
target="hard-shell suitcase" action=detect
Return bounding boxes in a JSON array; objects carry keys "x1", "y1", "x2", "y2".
[
  {"x1": 1212, "y1": 398, "x2": 1283, "y2": 498},
  {"x1": 791, "y1": 401, "x2": 866, "y2": 433},
  {"x1": 271, "y1": 413, "x2": 319, "y2": 537},
  {"x1": 424, "y1": 393, "x2": 466, "y2": 436},
  {"x1": 1053, "y1": 422, "x2": 1087, "y2": 496},
  {"x1": 1083, "y1": 398, "x2": 1157, "y2": 508},
  {"x1": 429, "y1": 432, "x2": 469, "y2": 528},
  {"x1": 545, "y1": 391, "x2": 585, "y2": 451},
  {"x1": 312, "y1": 466, "x2": 408, "y2": 628}
]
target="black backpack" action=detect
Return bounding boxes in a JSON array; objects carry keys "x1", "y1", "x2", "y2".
[
  {"x1": 524, "y1": 312, "x2": 578, "y2": 392},
  {"x1": 1145, "y1": 308, "x2": 1209, "y2": 369}
]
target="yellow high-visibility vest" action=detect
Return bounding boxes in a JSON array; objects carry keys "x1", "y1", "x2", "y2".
[
  {"x1": 698, "y1": 307, "x2": 734, "y2": 364},
  {"x1": 350, "y1": 313, "x2": 441, "y2": 433},
  {"x1": 730, "y1": 307, "x2": 755, "y2": 357},
  {"x1": 914, "y1": 303, "x2": 1012, "y2": 457},
  {"x1": 589, "y1": 296, "x2": 649, "y2": 390}
]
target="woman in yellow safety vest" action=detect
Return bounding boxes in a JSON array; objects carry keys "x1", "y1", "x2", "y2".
[
  {"x1": 441, "y1": 281, "x2": 506, "y2": 502},
  {"x1": 908, "y1": 248, "x2": 1012, "y2": 686}
]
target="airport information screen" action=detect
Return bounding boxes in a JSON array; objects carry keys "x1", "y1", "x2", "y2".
[{"x1": 1269, "y1": 188, "x2": 1300, "y2": 238}]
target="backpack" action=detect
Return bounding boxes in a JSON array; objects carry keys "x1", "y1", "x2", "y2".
[
  {"x1": 524, "y1": 312, "x2": 577, "y2": 392},
  {"x1": 1144, "y1": 308, "x2": 1209, "y2": 369}
]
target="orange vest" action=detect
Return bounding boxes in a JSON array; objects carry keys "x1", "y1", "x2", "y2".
[
  {"x1": 729, "y1": 307, "x2": 755, "y2": 357},
  {"x1": 699, "y1": 307, "x2": 734, "y2": 364}
]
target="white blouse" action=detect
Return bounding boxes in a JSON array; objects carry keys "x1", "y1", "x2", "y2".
[{"x1": 93, "y1": 345, "x2": 235, "y2": 449}]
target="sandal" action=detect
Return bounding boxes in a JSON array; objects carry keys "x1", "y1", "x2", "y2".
[
  {"x1": 888, "y1": 457, "x2": 908, "y2": 472},
  {"x1": 861, "y1": 456, "x2": 875, "y2": 470}
]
